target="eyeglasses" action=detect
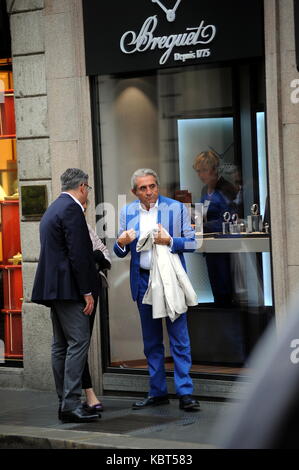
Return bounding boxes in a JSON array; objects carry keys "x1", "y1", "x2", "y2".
[{"x1": 83, "y1": 183, "x2": 92, "y2": 192}]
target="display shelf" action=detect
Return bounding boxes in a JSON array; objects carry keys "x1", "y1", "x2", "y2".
[
  {"x1": 0, "y1": 309, "x2": 23, "y2": 359},
  {"x1": 0, "y1": 264, "x2": 23, "y2": 359},
  {"x1": 196, "y1": 234, "x2": 270, "y2": 253},
  {"x1": 0, "y1": 265, "x2": 23, "y2": 310}
]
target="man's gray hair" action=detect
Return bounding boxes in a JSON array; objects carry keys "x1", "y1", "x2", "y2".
[
  {"x1": 60, "y1": 168, "x2": 89, "y2": 191},
  {"x1": 131, "y1": 168, "x2": 160, "y2": 191}
]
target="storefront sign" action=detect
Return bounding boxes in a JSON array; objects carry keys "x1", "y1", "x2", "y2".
[
  {"x1": 83, "y1": 0, "x2": 264, "y2": 75},
  {"x1": 295, "y1": 0, "x2": 299, "y2": 71},
  {"x1": 119, "y1": 14, "x2": 216, "y2": 66}
]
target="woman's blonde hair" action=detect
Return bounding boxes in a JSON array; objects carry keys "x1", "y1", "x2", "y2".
[{"x1": 193, "y1": 151, "x2": 220, "y2": 172}]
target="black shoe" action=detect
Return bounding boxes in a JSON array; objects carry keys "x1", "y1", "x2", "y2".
[
  {"x1": 132, "y1": 395, "x2": 170, "y2": 410},
  {"x1": 82, "y1": 401, "x2": 103, "y2": 415},
  {"x1": 60, "y1": 405, "x2": 100, "y2": 423},
  {"x1": 58, "y1": 405, "x2": 62, "y2": 420},
  {"x1": 179, "y1": 395, "x2": 200, "y2": 411}
]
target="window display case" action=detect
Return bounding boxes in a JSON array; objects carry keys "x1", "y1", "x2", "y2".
[
  {"x1": 0, "y1": 64, "x2": 23, "y2": 363},
  {"x1": 0, "y1": 201, "x2": 23, "y2": 360}
]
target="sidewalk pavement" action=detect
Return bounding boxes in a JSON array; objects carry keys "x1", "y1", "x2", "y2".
[{"x1": 0, "y1": 388, "x2": 240, "y2": 449}]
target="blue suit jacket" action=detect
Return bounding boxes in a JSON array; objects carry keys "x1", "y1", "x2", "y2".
[
  {"x1": 114, "y1": 195, "x2": 196, "y2": 301},
  {"x1": 31, "y1": 193, "x2": 98, "y2": 307}
]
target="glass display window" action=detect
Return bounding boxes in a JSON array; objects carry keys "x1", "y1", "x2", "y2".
[{"x1": 93, "y1": 60, "x2": 273, "y2": 378}]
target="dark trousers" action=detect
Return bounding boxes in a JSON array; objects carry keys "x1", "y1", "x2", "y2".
[
  {"x1": 50, "y1": 300, "x2": 90, "y2": 412},
  {"x1": 137, "y1": 270, "x2": 193, "y2": 397},
  {"x1": 206, "y1": 253, "x2": 233, "y2": 306},
  {"x1": 81, "y1": 295, "x2": 98, "y2": 390}
]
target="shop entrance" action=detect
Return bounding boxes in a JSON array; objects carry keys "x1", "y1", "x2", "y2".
[{"x1": 92, "y1": 59, "x2": 273, "y2": 383}]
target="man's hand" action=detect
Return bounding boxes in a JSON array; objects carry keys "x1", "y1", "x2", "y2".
[
  {"x1": 117, "y1": 229, "x2": 136, "y2": 248},
  {"x1": 154, "y1": 224, "x2": 171, "y2": 246},
  {"x1": 83, "y1": 294, "x2": 94, "y2": 316}
]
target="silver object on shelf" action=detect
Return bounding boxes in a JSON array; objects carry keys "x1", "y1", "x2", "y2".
[
  {"x1": 222, "y1": 211, "x2": 231, "y2": 234},
  {"x1": 247, "y1": 204, "x2": 263, "y2": 232}
]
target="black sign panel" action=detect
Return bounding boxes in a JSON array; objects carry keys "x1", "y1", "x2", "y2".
[
  {"x1": 295, "y1": 0, "x2": 299, "y2": 71},
  {"x1": 83, "y1": 0, "x2": 264, "y2": 75},
  {"x1": 0, "y1": 0, "x2": 11, "y2": 59}
]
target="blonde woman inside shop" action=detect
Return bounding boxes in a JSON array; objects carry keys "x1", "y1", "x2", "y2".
[{"x1": 193, "y1": 151, "x2": 237, "y2": 307}]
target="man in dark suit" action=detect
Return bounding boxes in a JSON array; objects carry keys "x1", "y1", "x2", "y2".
[
  {"x1": 114, "y1": 168, "x2": 200, "y2": 411},
  {"x1": 31, "y1": 168, "x2": 99, "y2": 423}
]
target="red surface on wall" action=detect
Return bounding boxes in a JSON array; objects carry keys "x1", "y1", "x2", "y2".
[
  {"x1": 0, "y1": 200, "x2": 21, "y2": 264},
  {"x1": 0, "y1": 95, "x2": 16, "y2": 136}
]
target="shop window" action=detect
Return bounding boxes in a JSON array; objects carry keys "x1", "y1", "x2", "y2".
[
  {"x1": 94, "y1": 61, "x2": 273, "y2": 377},
  {"x1": 0, "y1": 58, "x2": 23, "y2": 367}
]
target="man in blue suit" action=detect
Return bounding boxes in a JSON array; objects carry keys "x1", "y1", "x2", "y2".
[
  {"x1": 114, "y1": 169, "x2": 200, "y2": 411},
  {"x1": 31, "y1": 168, "x2": 99, "y2": 423}
]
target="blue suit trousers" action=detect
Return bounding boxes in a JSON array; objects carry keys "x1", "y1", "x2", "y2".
[{"x1": 137, "y1": 270, "x2": 193, "y2": 397}]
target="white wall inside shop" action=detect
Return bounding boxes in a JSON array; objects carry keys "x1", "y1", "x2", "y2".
[{"x1": 99, "y1": 75, "x2": 163, "y2": 363}]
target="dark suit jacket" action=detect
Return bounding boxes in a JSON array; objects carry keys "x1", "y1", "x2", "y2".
[{"x1": 31, "y1": 193, "x2": 98, "y2": 307}]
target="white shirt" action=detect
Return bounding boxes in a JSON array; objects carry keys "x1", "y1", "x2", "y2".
[
  {"x1": 139, "y1": 201, "x2": 158, "y2": 270},
  {"x1": 117, "y1": 199, "x2": 173, "y2": 268}
]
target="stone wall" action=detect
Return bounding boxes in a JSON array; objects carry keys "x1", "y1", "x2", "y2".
[
  {"x1": 264, "y1": 0, "x2": 299, "y2": 326},
  {"x1": 0, "y1": 0, "x2": 101, "y2": 392}
]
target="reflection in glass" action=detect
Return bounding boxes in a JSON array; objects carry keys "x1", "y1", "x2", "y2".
[{"x1": 178, "y1": 118, "x2": 238, "y2": 306}]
